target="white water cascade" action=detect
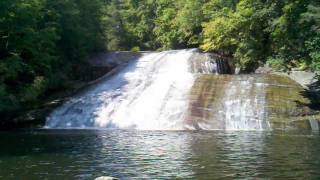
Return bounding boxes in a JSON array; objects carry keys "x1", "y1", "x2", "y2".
[
  {"x1": 220, "y1": 76, "x2": 270, "y2": 130},
  {"x1": 46, "y1": 49, "x2": 316, "y2": 131},
  {"x1": 46, "y1": 50, "x2": 196, "y2": 130}
]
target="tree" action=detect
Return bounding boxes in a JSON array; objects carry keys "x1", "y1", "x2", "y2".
[
  {"x1": 302, "y1": 2, "x2": 320, "y2": 74},
  {"x1": 174, "y1": 0, "x2": 205, "y2": 46},
  {"x1": 202, "y1": 0, "x2": 271, "y2": 71},
  {"x1": 0, "y1": 0, "x2": 108, "y2": 118},
  {"x1": 121, "y1": 0, "x2": 157, "y2": 50},
  {"x1": 271, "y1": 0, "x2": 311, "y2": 70},
  {"x1": 0, "y1": 0, "x2": 58, "y2": 113},
  {"x1": 153, "y1": 0, "x2": 182, "y2": 49}
]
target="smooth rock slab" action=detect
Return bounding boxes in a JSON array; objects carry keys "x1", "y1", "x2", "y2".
[{"x1": 186, "y1": 74, "x2": 320, "y2": 130}]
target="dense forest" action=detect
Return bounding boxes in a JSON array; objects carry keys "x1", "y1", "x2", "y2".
[{"x1": 1, "y1": 0, "x2": 320, "y2": 120}]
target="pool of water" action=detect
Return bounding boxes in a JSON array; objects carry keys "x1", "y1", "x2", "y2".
[{"x1": 0, "y1": 130, "x2": 320, "y2": 179}]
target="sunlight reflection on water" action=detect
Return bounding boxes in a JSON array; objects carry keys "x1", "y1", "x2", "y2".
[{"x1": 0, "y1": 130, "x2": 319, "y2": 179}]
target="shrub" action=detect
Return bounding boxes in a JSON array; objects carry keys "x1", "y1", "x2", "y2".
[{"x1": 130, "y1": 46, "x2": 141, "y2": 52}]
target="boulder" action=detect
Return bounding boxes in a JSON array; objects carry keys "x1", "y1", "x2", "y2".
[{"x1": 288, "y1": 71, "x2": 318, "y2": 89}]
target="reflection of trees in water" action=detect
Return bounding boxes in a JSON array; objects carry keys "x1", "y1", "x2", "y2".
[
  {"x1": 1, "y1": 131, "x2": 320, "y2": 179},
  {"x1": 187, "y1": 131, "x2": 320, "y2": 179},
  {"x1": 265, "y1": 132, "x2": 320, "y2": 179},
  {"x1": 185, "y1": 131, "x2": 269, "y2": 179},
  {"x1": 0, "y1": 130, "x2": 107, "y2": 179}
]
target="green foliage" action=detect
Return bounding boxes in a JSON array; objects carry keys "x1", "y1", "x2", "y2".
[
  {"x1": 153, "y1": 0, "x2": 181, "y2": 49},
  {"x1": 122, "y1": 0, "x2": 157, "y2": 49},
  {"x1": 1, "y1": 0, "x2": 320, "y2": 118},
  {"x1": 306, "y1": 33, "x2": 320, "y2": 74},
  {"x1": 130, "y1": 46, "x2": 141, "y2": 52},
  {"x1": 102, "y1": 0, "x2": 157, "y2": 50},
  {"x1": 271, "y1": 0, "x2": 310, "y2": 65},
  {"x1": 153, "y1": 0, "x2": 207, "y2": 49},
  {"x1": 102, "y1": 0, "x2": 127, "y2": 51},
  {"x1": 0, "y1": 0, "x2": 57, "y2": 113},
  {"x1": 201, "y1": 11, "x2": 237, "y2": 53},
  {"x1": 201, "y1": 0, "x2": 320, "y2": 72},
  {"x1": 22, "y1": 76, "x2": 47, "y2": 103},
  {"x1": 266, "y1": 57, "x2": 286, "y2": 71},
  {"x1": 202, "y1": 0, "x2": 271, "y2": 72},
  {"x1": 175, "y1": 0, "x2": 205, "y2": 46},
  {"x1": 0, "y1": 0, "x2": 107, "y2": 116},
  {"x1": 302, "y1": 3, "x2": 320, "y2": 75}
]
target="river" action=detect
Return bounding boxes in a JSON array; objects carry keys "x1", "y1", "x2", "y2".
[
  {"x1": 2, "y1": 49, "x2": 318, "y2": 179},
  {"x1": 0, "y1": 130, "x2": 320, "y2": 179}
]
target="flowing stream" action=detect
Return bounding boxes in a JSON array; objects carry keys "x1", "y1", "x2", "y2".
[
  {"x1": 46, "y1": 50, "x2": 196, "y2": 130},
  {"x1": 4, "y1": 50, "x2": 320, "y2": 180},
  {"x1": 46, "y1": 49, "x2": 318, "y2": 130}
]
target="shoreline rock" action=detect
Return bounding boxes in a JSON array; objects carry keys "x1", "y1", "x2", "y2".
[
  {"x1": 275, "y1": 71, "x2": 318, "y2": 90},
  {"x1": 255, "y1": 66, "x2": 319, "y2": 90}
]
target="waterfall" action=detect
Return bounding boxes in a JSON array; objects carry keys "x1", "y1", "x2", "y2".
[
  {"x1": 222, "y1": 76, "x2": 270, "y2": 130},
  {"x1": 46, "y1": 49, "x2": 315, "y2": 131},
  {"x1": 186, "y1": 75, "x2": 270, "y2": 130},
  {"x1": 46, "y1": 50, "x2": 196, "y2": 130}
]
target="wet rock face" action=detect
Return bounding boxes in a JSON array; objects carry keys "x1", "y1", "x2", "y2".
[
  {"x1": 186, "y1": 75, "x2": 231, "y2": 130},
  {"x1": 90, "y1": 50, "x2": 235, "y2": 75},
  {"x1": 186, "y1": 74, "x2": 320, "y2": 130},
  {"x1": 189, "y1": 52, "x2": 234, "y2": 75}
]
